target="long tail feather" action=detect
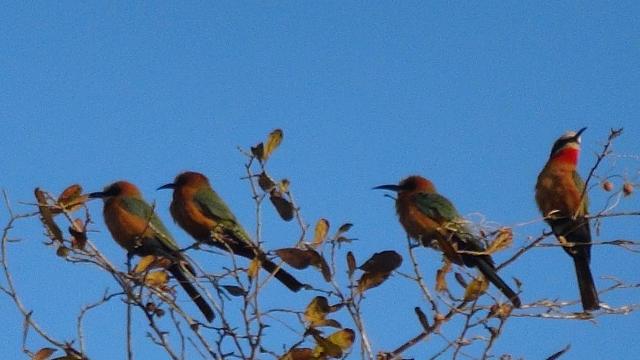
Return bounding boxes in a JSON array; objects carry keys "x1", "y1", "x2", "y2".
[
  {"x1": 572, "y1": 256, "x2": 600, "y2": 311},
  {"x1": 260, "y1": 257, "x2": 304, "y2": 292},
  {"x1": 474, "y1": 258, "x2": 522, "y2": 308},
  {"x1": 169, "y1": 264, "x2": 215, "y2": 322}
]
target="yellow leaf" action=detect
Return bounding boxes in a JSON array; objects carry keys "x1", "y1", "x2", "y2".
[
  {"x1": 435, "y1": 259, "x2": 451, "y2": 293},
  {"x1": 486, "y1": 228, "x2": 513, "y2": 254},
  {"x1": 305, "y1": 296, "x2": 331, "y2": 325},
  {"x1": 134, "y1": 255, "x2": 159, "y2": 273},
  {"x1": 357, "y1": 271, "x2": 391, "y2": 293},
  {"x1": 463, "y1": 275, "x2": 489, "y2": 302},
  {"x1": 145, "y1": 271, "x2": 169, "y2": 288},
  {"x1": 314, "y1": 329, "x2": 355, "y2": 358},
  {"x1": 32, "y1": 347, "x2": 56, "y2": 360},
  {"x1": 248, "y1": 257, "x2": 261, "y2": 280},
  {"x1": 262, "y1": 128, "x2": 284, "y2": 161},
  {"x1": 312, "y1": 218, "x2": 330, "y2": 247},
  {"x1": 279, "y1": 178, "x2": 291, "y2": 193}
]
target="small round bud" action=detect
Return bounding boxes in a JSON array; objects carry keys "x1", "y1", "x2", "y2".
[
  {"x1": 602, "y1": 181, "x2": 614, "y2": 192},
  {"x1": 623, "y1": 182, "x2": 634, "y2": 197}
]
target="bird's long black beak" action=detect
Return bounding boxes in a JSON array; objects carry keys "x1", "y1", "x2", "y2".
[
  {"x1": 373, "y1": 184, "x2": 401, "y2": 192},
  {"x1": 574, "y1": 127, "x2": 587, "y2": 140},
  {"x1": 88, "y1": 191, "x2": 105, "y2": 199},
  {"x1": 157, "y1": 183, "x2": 176, "y2": 191}
]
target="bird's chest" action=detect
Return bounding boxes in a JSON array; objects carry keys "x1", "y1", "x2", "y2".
[
  {"x1": 535, "y1": 169, "x2": 582, "y2": 216},
  {"x1": 397, "y1": 202, "x2": 442, "y2": 246},
  {"x1": 103, "y1": 203, "x2": 146, "y2": 252}
]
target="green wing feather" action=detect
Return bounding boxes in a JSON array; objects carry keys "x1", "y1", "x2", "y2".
[
  {"x1": 572, "y1": 171, "x2": 589, "y2": 214},
  {"x1": 120, "y1": 196, "x2": 179, "y2": 251},
  {"x1": 194, "y1": 187, "x2": 252, "y2": 243},
  {"x1": 413, "y1": 192, "x2": 475, "y2": 241}
]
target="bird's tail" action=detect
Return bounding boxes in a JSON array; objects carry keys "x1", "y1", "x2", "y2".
[
  {"x1": 572, "y1": 256, "x2": 600, "y2": 311},
  {"x1": 474, "y1": 258, "x2": 522, "y2": 308},
  {"x1": 169, "y1": 264, "x2": 215, "y2": 322},
  {"x1": 260, "y1": 257, "x2": 305, "y2": 292}
]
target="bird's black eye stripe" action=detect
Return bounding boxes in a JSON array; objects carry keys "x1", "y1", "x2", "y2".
[{"x1": 550, "y1": 137, "x2": 575, "y2": 157}]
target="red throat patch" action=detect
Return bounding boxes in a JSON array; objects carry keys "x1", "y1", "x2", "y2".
[{"x1": 552, "y1": 147, "x2": 579, "y2": 164}]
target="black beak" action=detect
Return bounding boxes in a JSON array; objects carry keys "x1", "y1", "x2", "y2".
[
  {"x1": 574, "y1": 127, "x2": 587, "y2": 140},
  {"x1": 88, "y1": 191, "x2": 105, "y2": 199},
  {"x1": 373, "y1": 184, "x2": 401, "y2": 192},
  {"x1": 157, "y1": 183, "x2": 176, "y2": 191}
]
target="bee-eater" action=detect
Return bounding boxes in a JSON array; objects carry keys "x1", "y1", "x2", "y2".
[
  {"x1": 535, "y1": 127, "x2": 599, "y2": 311},
  {"x1": 89, "y1": 181, "x2": 215, "y2": 322},
  {"x1": 158, "y1": 171, "x2": 304, "y2": 292},
  {"x1": 375, "y1": 176, "x2": 522, "y2": 308}
]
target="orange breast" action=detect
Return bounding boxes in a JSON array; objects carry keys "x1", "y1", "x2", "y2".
[
  {"x1": 535, "y1": 165, "x2": 582, "y2": 217},
  {"x1": 170, "y1": 190, "x2": 217, "y2": 241},
  {"x1": 103, "y1": 199, "x2": 149, "y2": 252}
]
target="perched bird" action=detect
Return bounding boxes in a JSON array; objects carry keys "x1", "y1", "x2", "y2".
[
  {"x1": 375, "y1": 176, "x2": 522, "y2": 308},
  {"x1": 158, "y1": 171, "x2": 304, "y2": 292},
  {"x1": 89, "y1": 181, "x2": 215, "y2": 322},
  {"x1": 535, "y1": 127, "x2": 599, "y2": 311}
]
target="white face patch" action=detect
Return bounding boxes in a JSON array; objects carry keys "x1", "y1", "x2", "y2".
[{"x1": 560, "y1": 131, "x2": 581, "y2": 144}]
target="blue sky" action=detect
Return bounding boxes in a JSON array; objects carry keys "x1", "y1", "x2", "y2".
[{"x1": 1, "y1": 2, "x2": 639, "y2": 359}]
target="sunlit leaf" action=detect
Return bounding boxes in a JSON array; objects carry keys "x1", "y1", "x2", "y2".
[
  {"x1": 248, "y1": 257, "x2": 261, "y2": 280},
  {"x1": 57, "y1": 184, "x2": 87, "y2": 213},
  {"x1": 35, "y1": 188, "x2": 63, "y2": 243},
  {"x1": 486, "y1": 228, "x2": 513, "y2": 254},
  {"x1": 435, "y1": 259, "x2": 451, "y2": 293},
  {"x1": 262, "y1": 128, "x2": 283, "y2": 161},
  {"x1": 280, "y1": 178, "x2": 291, "y2": 193},
  {"x1": 312, "y1": 218, "x2": 330, "y2": 247},
  {"x1": 305, "y1": 296, "x2": 331, "y2": 325},
  {"x1": 56, "y1": 246, "x2": 69, "y2": 258},
  {"x1": 222, "y1": 285, "x2": 247, "y2": 297},
  {"x1": 346, "y1": 251, "x2": 356, "y2": 278},
  {"x1": 270, "y1": 190, "x2": 294, "y2": 221},
  {"x1": 32, "y1": 347, "x2": 56, "y2": 360},
  {"x1": 357, "y1": 271, "x2": 391, "y2": 293},
  {"x1": 314, "y1": 329, "x2": 355, "y2": 358},
  {"x1": 358, "y1": 250, "x2": 402, "y2": 273},
  {"x1": 463, "y1": 275, "x2": 489, "y2": 302},
  {"x1": 134, "y1": 255, "x2": 166, "y2": 273},
  {"x1": 145, "y1": 270, "x2": 169, "y2": 288},
  {"x1": 488, "y1": 303, "x2": 513, "y2": 319}
]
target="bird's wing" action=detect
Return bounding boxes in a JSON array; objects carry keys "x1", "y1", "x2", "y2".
[
  {"x1": 572, "y1": 171, "x2": 589, "y2": 215},
  {"x1": 120, "y1": 196, "x2": 180, "y2": 252},
  {"x1": 413, "y1": 192, "x2": 462, "y2": 224},
  {"x1": 194, "y1": 187, "x2": 238, "y2": 223}
]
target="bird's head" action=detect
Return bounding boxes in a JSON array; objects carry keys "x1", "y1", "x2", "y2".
[
  {"x1": 158, "y1": 171, "x2": 210, "y2": 191},
  {"x1": 89, "y1": 181, "x2": 141, "y2": 200},
  {"x1": 374, "y1": 175, "x2": 436, "y2": 194},
  {"x1": 548, "y1": 127, "x2": 586, "y2": 162}
]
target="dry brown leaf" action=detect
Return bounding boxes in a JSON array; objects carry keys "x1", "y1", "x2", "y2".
[
  {"x1": 35, "y1": 188, "x2": 63, "y2": 243},
  {"x1": 308, "y1": 249, "x2": 332, "y2": 282},
  {"x1": 258, "y1": 172, "x2": 276, "y2": 192},
  {"x1": 57, "y1": 184, "x2": 87, "y2": 213},
  {"x1": 312, "y1": 218, "x2": 330, "y2": 247},
  {"x1": 358, "y1": 250, "x2": 402, "y2": 273},
  {"x1": 305, "y1": 296, "x2": 331, "y2": 325},
  {"x1": 69, "y1": 219, "x2": 87, "y2": 250},
  {"x1": 134, "y1": 255, "x2": 164, "y2": 273},
  {"x1": 270, "y1": 190, "x2": 294, "y2": 221},
  {"x1": 32, "y1": 347, "x2": 56, "y2": 360},
  {"x1": 463, "y1": 275, "x2": 489, "y2": 302},
  {"x1": 486, "y1": 228, "x2": 513, "y2": 254},
  {"x1": 262, "y1": 128, "x2": 284, "y2": 161},
  {"x1": 435, "y1": 259, "x2": 451, "y2": 293},
  {"x1": 251, "y1": 143, "x2": 264, "y2": 159},
  {"x1": 346, "y1": 251, "x2": 356, "y2": 278},
  {"x1": 275, "y1": 248, "x2": 314, "y2": 269},
  {"x1": 279, "y1": 348, "x2": 314, "y2": 360},
  {"x1": 335, "y1": 223, "x2": 353, "y2": 237}
]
